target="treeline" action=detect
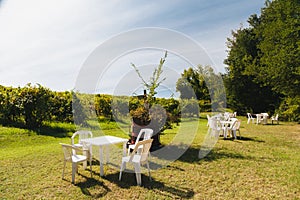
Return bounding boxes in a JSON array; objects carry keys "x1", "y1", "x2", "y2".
[
  {"x1": 0, "y1": 84, "x2": 209, "y2": 129},
  {"x1": 0, "y1": 84, "x2": 73, "y2": 129},
  {"x1": 224, "y1": 0, "x2": 300, "y2": 122}
]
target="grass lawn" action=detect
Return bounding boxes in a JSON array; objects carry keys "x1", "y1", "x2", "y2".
[{"x1": 0, "y1": 117, "x2": 299, "y2": 199}]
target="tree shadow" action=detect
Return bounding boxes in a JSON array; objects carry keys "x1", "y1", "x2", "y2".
[
  {"x1": 236, "y1": 136, "x2": 265, "y2": 143},
  {"x1": 103, "y1": 172, "x2": 195, "y2": 199},
  {"x1": 35, "y1": 124, "x2": 75, "y2": 138},
  {"x1": 149, "y1": 140, "x2": 259, "y2": 164},
  {"x1": 201, "y1": 147, "x2": 254, "y2": 162}
]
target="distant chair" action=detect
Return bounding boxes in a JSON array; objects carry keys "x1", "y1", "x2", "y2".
[
  {"x1": 206, "y1": 114, "x2": 211, "y2": 126},
  {"x1": 233, "y1": 112, "x2": 237, "y2": 118},
  {"x1": 222, "y1": 118, "x2": 238, "y2": 139},
  {"x1": 271, "y1": 114, "x2": 279, "y2": 125},
  {"x1": 231, "y1": 120, "x2": 241, "y2": 139},
  {"x1": 247, "y1": 113, "x2": 255, "y2": 124},
  {"x1": 208, "y1": 117, "x2": 222, "y2": 137}
]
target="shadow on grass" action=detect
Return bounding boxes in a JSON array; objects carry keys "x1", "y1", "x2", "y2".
[
  {"x1": 235, "y1": 136, "x2": 265, "y2": 143},
  {"x1": 70, "y1": 167, "x2": 194, "y2": 199},
  {"x1": 103, "y1": 172, "x2": 195, "y2": 199},
  {"x1": 150, "y1": 140, "x2": 259, "y2": 164},
  {"x1": 35, "y1": 124, "x2": 75, "y2": 138},
  {"x1": 202, "y1": 147, "x2": 254, "y2": 162},
  {"x1": 75, "y1": 176, "x2": 112, "y2": 198}
]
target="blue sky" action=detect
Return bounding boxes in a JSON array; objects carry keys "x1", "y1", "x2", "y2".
[{"x1": 0, "y1": 0, "x2": 265, "y2": 95}]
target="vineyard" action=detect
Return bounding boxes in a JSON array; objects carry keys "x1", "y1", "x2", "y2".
[{"x1": 0, "y1": 84, "x2": 211, "y2": 131}]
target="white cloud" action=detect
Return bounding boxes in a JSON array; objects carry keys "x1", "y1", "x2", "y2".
[{"x1": 0, "y1": 0, "x2": 265, "y2": 92}]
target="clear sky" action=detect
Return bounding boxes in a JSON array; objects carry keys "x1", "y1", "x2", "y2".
[{"x1": 0, "y1": 0, "x2": 266, "y2": 94}]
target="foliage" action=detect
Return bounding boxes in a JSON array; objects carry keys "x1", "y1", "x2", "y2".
[
  {"x1": 176, "y1": 65, "x2": 210, "y2": 100},
  {"x1": 19, "y1": 84, "x2": 52, "y2": 128},
  {"x1": 276, "y1": 96, "x2": 300, "y2": 122},
  {"x1": 94, "y1": 94, "x2": 112, "y2": 119},
  {"x1": 49, "y1": 91, "x2": 73, "y2": 123},
  {"x1": 0, "y1": 84, "x2": 74, "y2": 129},
  {"x1": 180, "y1": 99, "x2": 199, "y2": 117},
  {"x1": 131, "y1": 51, "x2": 167, "y2": 105},
  {"x1": 176, "y1": 65, "x2": 225, "y2": 112},
  {"x1": 224, "y1": 0, "x2": 299, "y2": 119}
]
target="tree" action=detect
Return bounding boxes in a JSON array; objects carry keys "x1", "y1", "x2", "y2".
[
  {"x1": 252, "y1": 0, "x2": 300, "y2": 97},
  {"x1": 131, "y1": 51, "x2": 167, "y2": 105},
  {"x1": 224, "y1": 24, "x2": 281, "y2": 114},
  {"x1": 224, "y1": 0, "x2": 300, "y2": 115},
  {"x1": 176, "y1": 66, "x2": 210, "y2": 101},
  {"x1": 20, "y1": 84, "x2": 51, "y2": 129}
]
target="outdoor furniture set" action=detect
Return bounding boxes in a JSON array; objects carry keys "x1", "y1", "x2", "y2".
[
  {"x1": 60, "y1": 129, "x2": 153, "y2": 185},
  {"x1": 247, "y1": 112, "x2": 279, "y2": 125},
  {"x1": 207, "y1": 112, "x2": 241, "y2": 139}
]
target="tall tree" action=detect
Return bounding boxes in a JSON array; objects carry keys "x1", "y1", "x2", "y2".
[
  {"x1": 176, "y1": 65, "x2": 210, "y2": 101},
  {"x1": 224, "y1": 0, "x2": 300, "y2": 116}
]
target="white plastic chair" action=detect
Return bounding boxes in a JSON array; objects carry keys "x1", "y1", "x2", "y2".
[
  {"x1": 71, "y1": 130, "x2": 93, "y2": 148},
  {"x1": 60, "y1": 143, "x2": 92, "y2": 184},
  {"x1": 71, "y1": 130, "x2": 93, "y2": 169},
  {"x1": 271, "y1": 114, "x2": 279, "y2": 124},
  {"x1": 222, "y1": 118, "x2": 237, "y2": 138},
  {"x1": 208, "y1": 117, "x2": 221, "y2": 137},
  {"x1": 247, "y1": 113, "x2": 255, "y2": 124},
  {"x1": 206, "y1": 114, "x2": 211, "y2": 126},
  {"x1": 231, "y1": 120, "x2": 241, "y2": 139},
  {"x1": 119, "y1": 139, "x2": 153, "y2": 186},
  {"x1": 128, "y1": 128, "x2": 153, "y2": 155}
]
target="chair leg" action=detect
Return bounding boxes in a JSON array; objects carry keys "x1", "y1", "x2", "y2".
[
  {"x1": 72, "y1": 163, "x2": 77, "y2": 184},
  {"x1": 232, "y1": 130, "x2": 237, "y2": 139},
  {"x1": 134, "y1": 163, "x2": 141, "y2": 186},
  {"x1": 62, "y1": 161, "x2": 66, "y2": 179},
  {"x1": 119, "y1": 162, "x2": 126, "y2": 181},
  {"x1": 90, "y1": 158, "x2": 92, "y2": 178},
  {"x1": 146, "y1": 161, "x2": 151, "y2": 181}
]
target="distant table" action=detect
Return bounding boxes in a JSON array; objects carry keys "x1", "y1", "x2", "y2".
[
  {"x1": 81, "y1": 135, "x2": 128, "y2": 176},
  {"x1": 220, "y1": 120, "x2": 234, "y2": 138}
]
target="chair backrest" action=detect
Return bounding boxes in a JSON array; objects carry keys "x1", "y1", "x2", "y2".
[
  {"x1": 224, "y1": 112, "x2": 230, "y2": 120},
  {"x1": 208, "y1": 118, "x2": 220, "y2": 130},
  {"x1": 233, "y1": 112, "x2": 237, "y2": 117},
  {"x1": 130, "y1": 139, "x2": 153, "y2": 163},
  {"x1": 61, "y1": 143, "x2": 73, "y2": 161},
  {"x1": 274, "y1": 114, "x2": 279, "y2": 120},
  {"x1": 135, "y1": 128, "x2": 153, "y2": 144},
  {"x1": 228, "y1": 120, "x2": 237, "y2": 129},
  {"x1": 234, "y1": 120, "x2": 241, "y2": 130},
  {"x1": 207, "y1": 115, "x2": 211, "y2": 120},
  {"x1": 71, "y1": 130, "x2": 93, "y2": 145},
  {"x1": 247, "y1": 113, "x2": 252, "y2": 118}
]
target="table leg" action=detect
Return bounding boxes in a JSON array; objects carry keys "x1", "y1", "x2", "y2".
[
  {"x1": 122, "y1": 142, "x2": 126, "y2": 156},
  {"x1": 99, "y1": 146, "x2": 104, "y2": 176},
  {"x1": 106, "y1": 145, "x2": 109, "y2": 163}
]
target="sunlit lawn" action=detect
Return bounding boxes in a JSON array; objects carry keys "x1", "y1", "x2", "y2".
[{"x1": 0, "y1": 117, "x2": 299, "y2": 199}]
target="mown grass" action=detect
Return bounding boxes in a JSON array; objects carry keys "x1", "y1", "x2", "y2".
[{"x1": 0, "y1": 117, "x2": 299, "y2": 199}]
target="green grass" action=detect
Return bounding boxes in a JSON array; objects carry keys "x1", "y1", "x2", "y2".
[{"x1": 0, "y1": 118, "x2": 299, "y2": 199}]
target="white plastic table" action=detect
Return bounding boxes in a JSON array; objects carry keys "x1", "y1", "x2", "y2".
[{"x1": 81, "y1": 135, "x2": 128, "y2": 176}]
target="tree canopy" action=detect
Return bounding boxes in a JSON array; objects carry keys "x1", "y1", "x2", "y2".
[{"x1": 224, "y1": 0, "x2": 300, "y2": 121}]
